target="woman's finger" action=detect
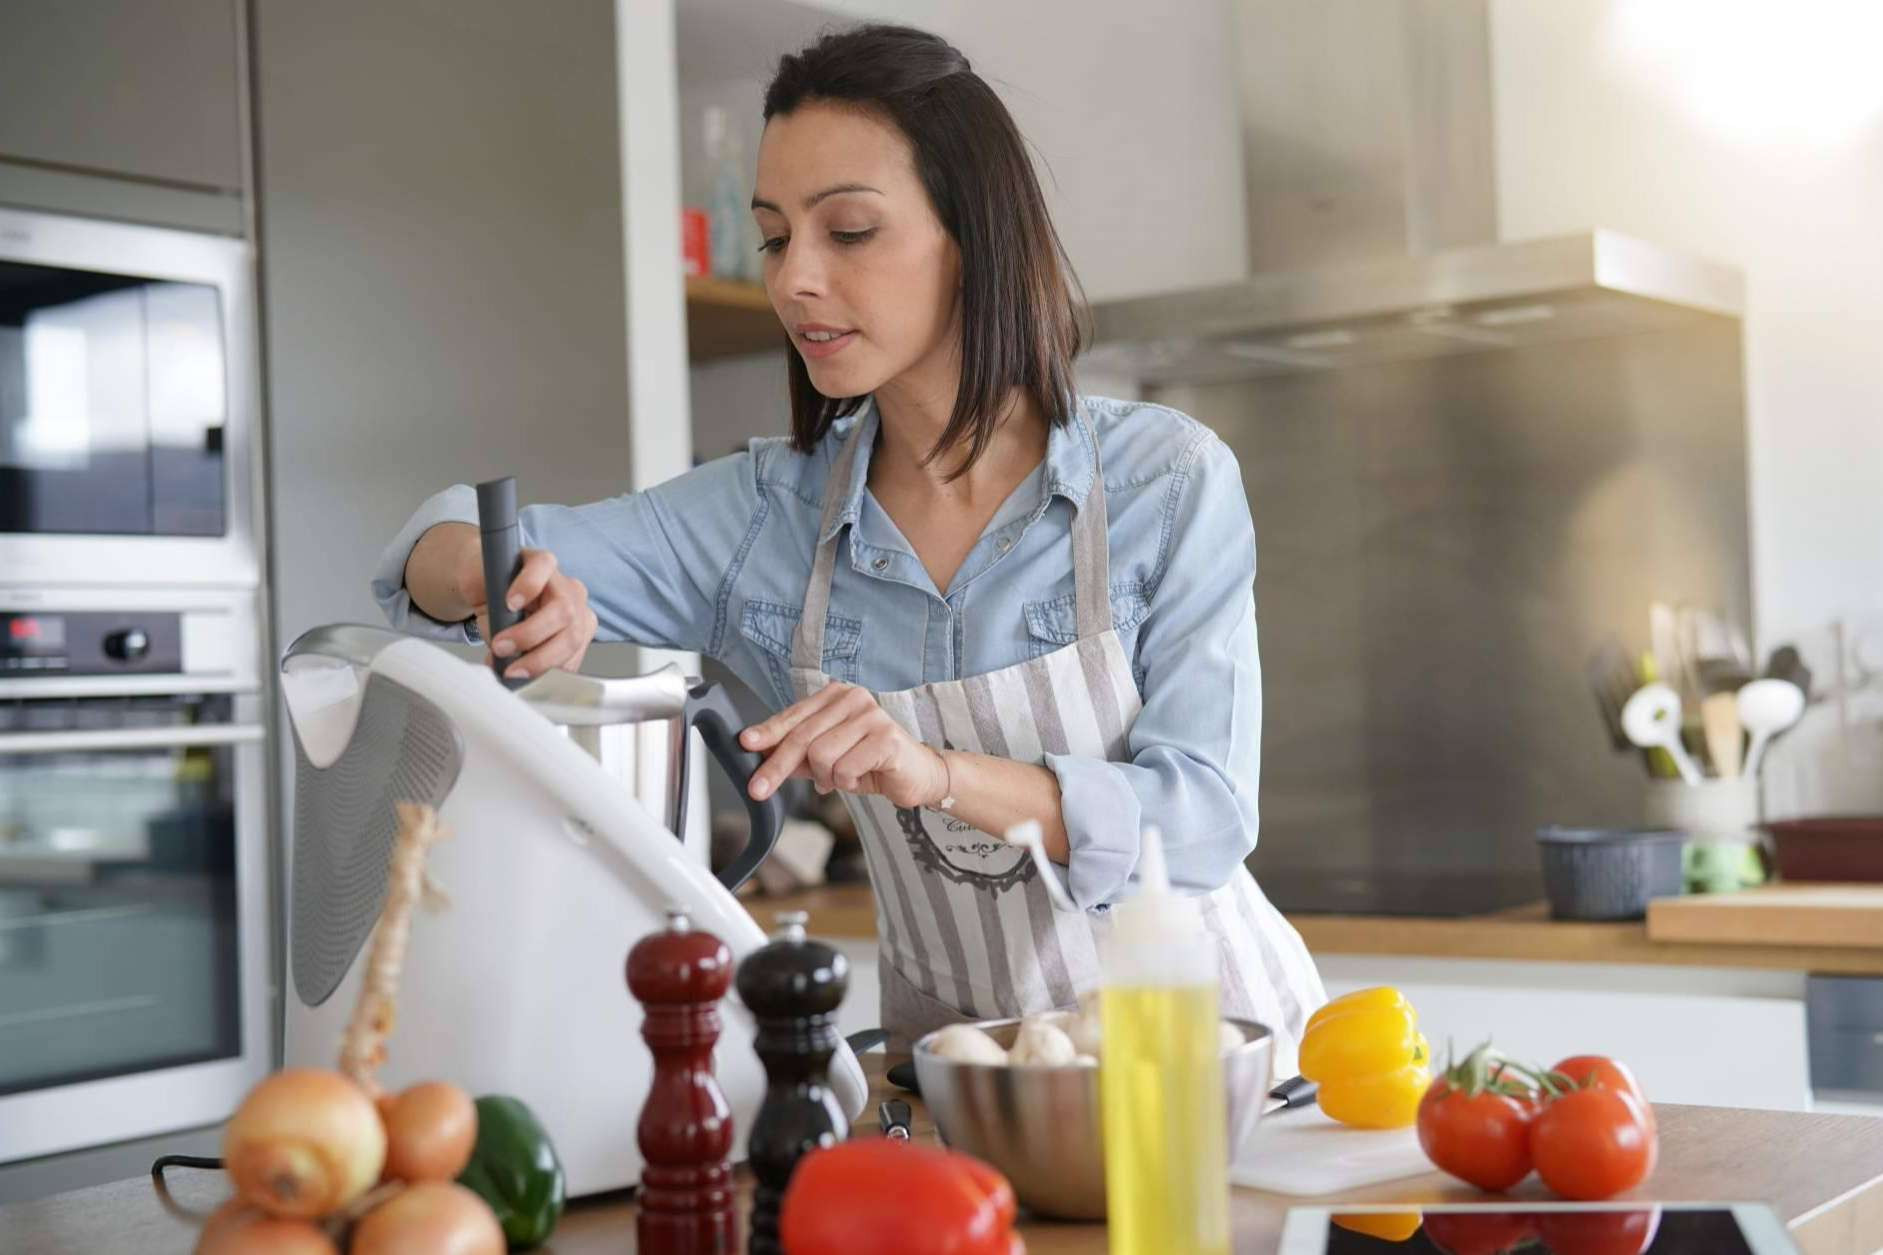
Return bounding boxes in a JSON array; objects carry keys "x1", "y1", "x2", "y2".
[
  {"x1": 491, "y1": 594, "x2": 572, "y2": 659},
  {"x1": 750, "y1": 688, "x2": 872, "y2": 799},
  {"x1": 504, "y1": 548, "x2": 559, "y2": 613},
  {"x1": 504, "y1": 625, "x2": 583, "y2": 680},
  {"x1": 741, "y1": 681, "x2": 847, "y2": 752},
  {"x1": 830, "y1": 730, "x2": 895, "y2": 793},
  {"x1": 804, "y1": 718, "x2": 873, "y2": 793}
]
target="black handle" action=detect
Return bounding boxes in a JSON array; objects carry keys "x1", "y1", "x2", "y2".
[
  {"x1": 678, "y1": 678, "x2": 785, "y2": 891},
  {"x1": 475, "y1": 477, "x2": 526, "y2": 691},
  {"x1": 878, "y1": 1099, "x2": 912, "y2": 1141},
  {"x1": 1268, "y1": 1074, "x2": 1319, "y2": 1111}
]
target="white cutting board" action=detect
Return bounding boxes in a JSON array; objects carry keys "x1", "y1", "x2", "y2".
[{"x1": 1230, "y1": 1105, "x2": 1432, "y2": 1196}]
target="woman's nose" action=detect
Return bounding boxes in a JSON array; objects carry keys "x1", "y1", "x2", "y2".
[{"x1": 773, "y1": 238, "x2": 826, "y2": 299}]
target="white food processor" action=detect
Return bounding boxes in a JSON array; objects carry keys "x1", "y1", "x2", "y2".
[{"x1": 279, "y1": 581, "x2": 869, "y2": 1195}]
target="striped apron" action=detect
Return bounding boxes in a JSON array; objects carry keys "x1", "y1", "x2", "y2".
[{"x1": 788, "y1": 413, "x2": 1325, "y2": 1076}]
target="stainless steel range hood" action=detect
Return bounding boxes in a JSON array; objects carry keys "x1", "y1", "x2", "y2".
[
  {"x1": 1083, "y1": 1, "x2": 1745, "y2": 385},
  {"x1": 1084, "y1": 229, "x2": 1744, "y2": 385}
]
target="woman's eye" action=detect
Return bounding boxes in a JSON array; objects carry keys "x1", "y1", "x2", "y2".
[{"x1": 756, "y1": 228, "x2": 873, "y2": 255}]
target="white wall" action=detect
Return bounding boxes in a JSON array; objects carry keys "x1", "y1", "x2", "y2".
[{"x1": 1489, "y1": 0, "x2": 1883, "y2": 652}]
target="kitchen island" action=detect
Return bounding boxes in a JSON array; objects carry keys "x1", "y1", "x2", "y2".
[{"x1": 6, "y1": 1055, "x2": 1883, "y2": 1253}]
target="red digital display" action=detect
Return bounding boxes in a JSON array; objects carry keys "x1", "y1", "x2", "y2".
[{"x1": 1, "y1": 614, "x2": 64, "y2": 654}]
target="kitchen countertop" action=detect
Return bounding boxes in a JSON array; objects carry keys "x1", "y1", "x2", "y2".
[
  {"x1": 746, "y1": 882, "x2": 1883, "y2": 975},
  {"x1": 8, "y1": 1056, "x2": 1883, "y2": 1254}
]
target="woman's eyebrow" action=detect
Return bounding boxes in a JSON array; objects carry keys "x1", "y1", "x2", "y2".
[{"x1": 750, "y1": 183, "x2": 885, "y2": 213}]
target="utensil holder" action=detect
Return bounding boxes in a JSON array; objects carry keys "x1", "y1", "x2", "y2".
[{"x1": 1644, "y1": 778, "x2": 1767, "y2": 893}]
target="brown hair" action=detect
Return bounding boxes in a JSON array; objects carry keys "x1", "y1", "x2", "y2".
[{"x1": 763, "y1": 24, "x2": 1087, "y2": 473}]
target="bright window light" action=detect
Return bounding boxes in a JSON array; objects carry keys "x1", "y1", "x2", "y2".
[{"x1": 1609, "y1": 0, "x2": 1883, "y2": 147}]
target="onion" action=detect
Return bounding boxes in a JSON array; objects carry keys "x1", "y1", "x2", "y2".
[
  {"x1": 223, "y1": 1068, "x2": 387, "y2": 1219},
  {"x1": 380, "y1": 1081, "x2": 478, "y2": 1182},
  {"x1": 350, "y1": 1181, "x2": 505, "y2": 1255},
  {"x1": 195, "y1": 1198, "x2": 340, "y2": 1254}
]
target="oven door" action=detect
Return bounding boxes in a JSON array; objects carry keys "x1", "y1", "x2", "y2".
[{"x1": 0, "y1": 695, "x2": 271, "y2": 1163}]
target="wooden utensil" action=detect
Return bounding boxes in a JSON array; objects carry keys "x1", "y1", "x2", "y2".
[{"x1": 1701, "y1": 691, "x2": 1744, "y2": 779}]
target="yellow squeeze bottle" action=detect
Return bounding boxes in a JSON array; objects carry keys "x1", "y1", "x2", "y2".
[{"x1": 1099, "y1": 826, "x2": 1229, "y2": 1255}]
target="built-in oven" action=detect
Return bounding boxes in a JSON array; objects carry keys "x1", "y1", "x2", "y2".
[
  {"x1": 0, "y1": 588, "x2": 272, "y2": 1163},
  {"x1": 0, "y1": 204, "x2": 262, "y2": 588}
]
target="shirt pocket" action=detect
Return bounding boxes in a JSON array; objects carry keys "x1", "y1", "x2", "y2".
[
  {"x1": 739, "y1": 598, "x2": 865, "y2": 702},
  {"x1": 1022, "y1": 581, "x2": 1153, "y2": 689}
]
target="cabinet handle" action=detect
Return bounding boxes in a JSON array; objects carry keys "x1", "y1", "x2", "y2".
[{"x1": 0, "y1": 724, "x2": 265, "y2": 754}]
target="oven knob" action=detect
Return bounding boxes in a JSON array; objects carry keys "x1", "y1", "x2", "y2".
[{"x1": 105, "y1": 628, "x2": 151, "y2": 662}]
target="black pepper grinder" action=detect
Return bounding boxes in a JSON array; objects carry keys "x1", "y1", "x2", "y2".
[{"x1": 735, "y1": 910, "x2": 848, "y2": 1255}]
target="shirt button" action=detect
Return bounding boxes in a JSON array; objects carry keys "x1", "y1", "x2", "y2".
[
  {"x1": 871, "y1": 557, "x2": 889, "y2": 572},
  {"x1": 997, "y1": 537, "x2": 1013, "y2": 552}
]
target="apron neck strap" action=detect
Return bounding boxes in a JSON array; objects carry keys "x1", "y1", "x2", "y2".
[
  {"x1": 789, "y1": 414, "x2": 866, "y2": 672},
  {"x1": 791, "y1": 404, "x2": 1112, "y2": 672},
  {"x1": 1068, "y1": 413, "x2": 1112, "y2": 640}
]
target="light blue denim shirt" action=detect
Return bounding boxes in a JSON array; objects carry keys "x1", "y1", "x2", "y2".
[{"x1": 371, "y1": 394, "x2": 1262, "y2": 908}]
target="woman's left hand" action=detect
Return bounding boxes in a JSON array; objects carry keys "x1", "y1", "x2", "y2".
[{"x1": 740, "y1": 682, "x2": 947, "y2": 808}]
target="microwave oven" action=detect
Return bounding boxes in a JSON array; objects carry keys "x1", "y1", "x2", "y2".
[{"x1": 0, "y1": 205, "x2": 263, "y2": 590}]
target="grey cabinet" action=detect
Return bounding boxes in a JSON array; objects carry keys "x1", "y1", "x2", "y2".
[
  {"x1": 252, "y1": 0, "x2": 634, "y2": 649},
  {"x1": 0, "y1": 0, "x2": 244, "y2": 191}
]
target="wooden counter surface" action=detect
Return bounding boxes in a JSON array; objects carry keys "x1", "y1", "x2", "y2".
[
  {"x1": 747, "y1": 883, "x2": 1883, "y2": 976},
  {"x1": 9, "y1": 1056, "x2": 1883, "y2": 1254}
]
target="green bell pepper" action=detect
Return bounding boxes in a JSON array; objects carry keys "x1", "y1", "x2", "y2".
[{"x1": 456, "y1": 1094, "x2": 566, "y2": 1250}]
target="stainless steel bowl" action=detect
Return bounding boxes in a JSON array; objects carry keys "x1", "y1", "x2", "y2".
[{"x1": 911, "y1": 1016, "x2": 1274, "y2": 1220}]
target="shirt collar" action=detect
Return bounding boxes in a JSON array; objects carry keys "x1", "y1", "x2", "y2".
[{"x1": 817, "y1": 395, "x2": 1095, "y2": 545}]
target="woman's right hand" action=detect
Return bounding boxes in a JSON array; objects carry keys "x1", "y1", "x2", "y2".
[{"x1": 456, "y1": 539, "x2": 599, "y2": 681}]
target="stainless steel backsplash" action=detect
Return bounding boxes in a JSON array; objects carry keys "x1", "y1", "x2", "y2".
[{"x1": 1149, "y1": 320, "x2": 1750, "y2": 875}]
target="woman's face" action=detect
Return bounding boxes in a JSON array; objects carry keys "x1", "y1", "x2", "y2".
[{"x1": 753, "y1": 101, "x2": 961, "y2": 403}]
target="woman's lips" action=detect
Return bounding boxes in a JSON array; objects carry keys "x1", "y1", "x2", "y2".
[{"x1": 797, "y1": 329, "x2": 857, "y2": 360}]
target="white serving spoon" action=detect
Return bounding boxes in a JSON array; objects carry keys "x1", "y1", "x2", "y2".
[
  {"x1": 1738, "y1": 678, "x2": 1807, "y2": 780},
  {"x1": 1621, "y1": 682, "x2": 1703, "y2": 784}
]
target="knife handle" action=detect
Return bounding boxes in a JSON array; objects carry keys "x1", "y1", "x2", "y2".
[{"x1": 1269, "y1": 1075, "x2": 1319, "y2": 1110}]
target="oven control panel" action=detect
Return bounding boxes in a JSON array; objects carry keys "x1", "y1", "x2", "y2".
[{"x1": 0, "y1": 611, "x2": 183, "y2": 675}]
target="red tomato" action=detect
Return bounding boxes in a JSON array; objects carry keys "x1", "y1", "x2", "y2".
[
  {"x1": 1553, "y1": 1056, "x2": 1658, "y2": 1136},
  {"x1": 1421, "y1": 1210, "x2": 1536, "y2": 1255},
  {"x1": 1534, "y1": 1207, "x2": 1662, "y2": 1255},
  {"x1": 1530, "y1": 1086, "x2": 1657, "y2": 1200},
  {"x1": 1417, "y1": 1079, "x2": 1537, "y2": 1192}
]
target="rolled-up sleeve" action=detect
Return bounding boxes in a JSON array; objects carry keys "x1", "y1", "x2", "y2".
[
  {"x1": 369, "y1": 451, "x2": 763, "y2": 655},
  {"x1": 1045, "y1": 434, "x2": 1261, "y2": 905},
  {"x1": 370, "y1": 484, "x2": 483, "y2": 641}
]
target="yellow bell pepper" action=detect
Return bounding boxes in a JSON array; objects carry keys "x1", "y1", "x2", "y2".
[
  {"x1": 1332, "y1": 1211, "x2": 1423, "y2": 1242},
  {"x1": 1300, "y1": 986, "x2": 1430, "y2": 1129}
]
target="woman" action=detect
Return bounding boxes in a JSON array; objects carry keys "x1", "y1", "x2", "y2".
[{"x1": 374, "y1": 23, "x2": 1324, "y2": 1068}]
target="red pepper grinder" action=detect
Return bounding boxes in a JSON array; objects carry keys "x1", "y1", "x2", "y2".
[
  {"x1": 627, "y1": 906, "x2": 738, "y2": 1255},
  {"x1": 735, "y1": 910, "x2": 849, "y2": 1255}
]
